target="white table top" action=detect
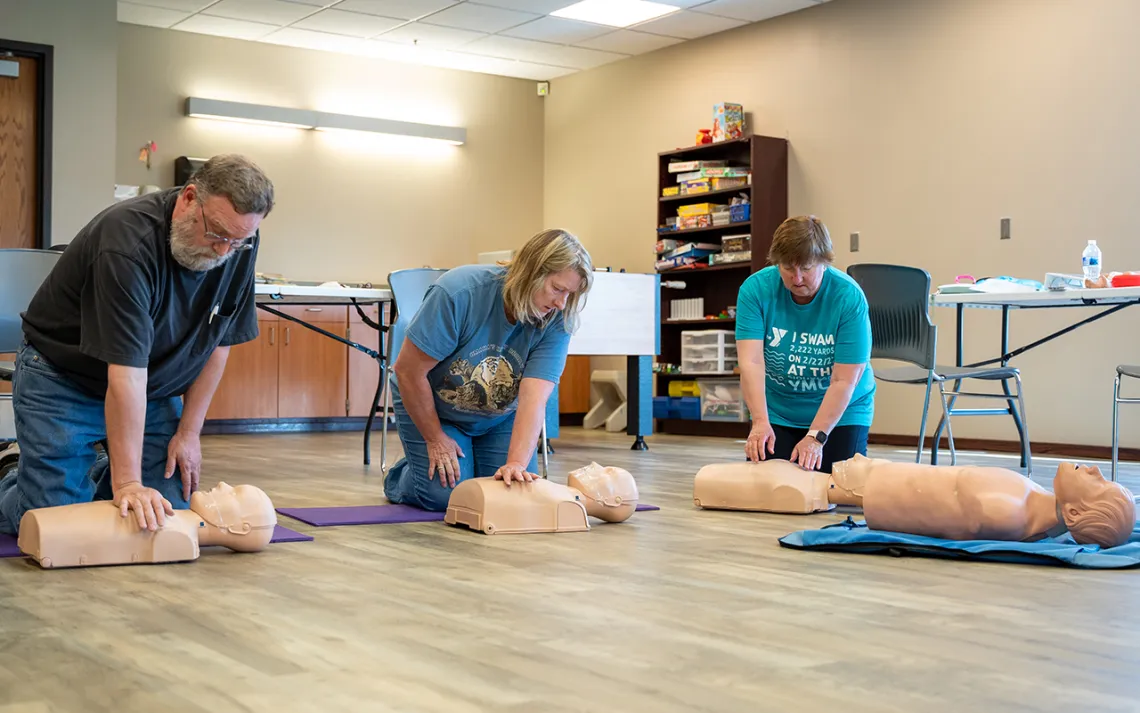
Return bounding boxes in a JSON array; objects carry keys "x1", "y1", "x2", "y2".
[
  {"x1": 255, "y1": 283, "x2": 392, "y2": 302},
  {"x1": 931, "y1": 285, "x2": 1140, "y2": 308}
]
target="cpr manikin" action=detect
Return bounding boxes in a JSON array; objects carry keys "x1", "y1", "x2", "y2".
[
  {"x1": 18, "y1": 482, "x2": 277, "y2": 568},
  {"x1": 694, "y1": 455, "x2": 1136, "y2": 548},
  {"x1": 444, "y1": 462, "x2": 639, "y2": 535}
]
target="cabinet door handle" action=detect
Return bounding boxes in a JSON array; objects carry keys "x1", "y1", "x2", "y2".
[
  {"x1": 269, "y1": 326, "x2": 276, "y2": 346},
  {"x1": 305, "y1": 307, "x2": 323, "y2": 312},
  {"x1": 285, "y1": 327, "x2": 290, "y2": 346}
]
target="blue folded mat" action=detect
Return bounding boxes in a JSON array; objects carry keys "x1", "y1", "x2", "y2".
[{"x1": 779, "y1": 516, "x2": 1140, "y2": 569}]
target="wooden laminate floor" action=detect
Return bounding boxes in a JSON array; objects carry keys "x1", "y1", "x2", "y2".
[{"x1": 2, "y1": 427, "x2": 1140, "y2": 713}]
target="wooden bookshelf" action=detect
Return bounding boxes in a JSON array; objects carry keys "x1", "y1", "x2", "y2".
[{"x1": 654, "y1": 133, "x2": 788, "y2": 438}]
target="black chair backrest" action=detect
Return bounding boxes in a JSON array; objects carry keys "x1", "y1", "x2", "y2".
[
  {"x1": 0, "y1": 249, "x2": 62, "y2": 353},
  {"x1": 846, "y1": 263, "x2": 937, "y2": 370}
]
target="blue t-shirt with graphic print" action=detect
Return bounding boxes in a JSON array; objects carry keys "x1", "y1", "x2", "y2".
[
  {"x1": 735, "y1": 265, "x2": 876, "y2": 429},
  {"x1": 394, "y1": 264, "x2": 571, "y2": 436}
]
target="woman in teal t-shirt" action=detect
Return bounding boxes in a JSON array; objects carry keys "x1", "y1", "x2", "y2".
[{"x1": 735, "y1": 216, "x2": 876, "y2": 473}]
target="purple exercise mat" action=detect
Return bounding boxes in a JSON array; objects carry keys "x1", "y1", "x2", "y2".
[
  {"x1": 277, "y1": 502, "x2": 661, "y2": 527},
  {"x1": 0, "y1": 524, "x2": 312, "y2": 559}
]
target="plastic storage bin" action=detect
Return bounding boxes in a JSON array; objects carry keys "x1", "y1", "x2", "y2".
[
  {"x1": 682, "y1": 329, "x2": 737, "y2": 374},
  {"x1": 698, "y1": 378, "x2": 748, "y2": 422},
  {"x1": 653, "y1": 396, "x2": 701, "y2": 420},
  {"x1": 668, "y1": 380, "x2": 701, "y2": 397}
]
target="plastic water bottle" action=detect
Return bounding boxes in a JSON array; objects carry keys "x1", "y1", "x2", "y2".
[{"x1": 1082, "y1": 240, "x2": 1102, "y2": 281}]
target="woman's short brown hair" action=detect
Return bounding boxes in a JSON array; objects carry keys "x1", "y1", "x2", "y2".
[{"x1": 768, "y1": 215, "x2": 835, "y2": 267}]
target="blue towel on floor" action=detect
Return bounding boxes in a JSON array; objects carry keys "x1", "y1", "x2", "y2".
[{"x1": 778, "y1": 517, "x2": 1140, "y2": 569}]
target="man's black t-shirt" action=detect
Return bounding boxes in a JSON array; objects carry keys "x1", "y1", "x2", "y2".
[{"x1": 21, "y1": 188, "x2": 260, "y2": 399}]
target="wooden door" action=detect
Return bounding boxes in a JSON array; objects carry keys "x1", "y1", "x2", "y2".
[
  {"x1": 278, "y1": 306, "x2": 348, "y2": 419},
  {"x1": 0, "y1": 56, "x2": 38, "y2": 249},
  {"x1": 347, "y1": 303, "x2": 382, "y2": 418},
  {"x1": 558, "y1": 355, "x2": 592, "y2": 413},
  {"x1": 206, "y1": 319, "x2": 280, "y2": 420}
]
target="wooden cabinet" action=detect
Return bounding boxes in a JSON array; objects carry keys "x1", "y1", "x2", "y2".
[
  {"x1": 347, "y1": 303, "x2": 383, "y2": 417},
  {"x1": 205, "y1": 320, "x2": 280, "y2": 420},
  {"x1": 206, "y1": 305, "x2": 383, "y2": 423},
  {"x1": 0, "y1": 353, "x2": 13, "y2": 395},
  {"x1": 558, "y1": 355, "x2": 591, "y2": 414}
]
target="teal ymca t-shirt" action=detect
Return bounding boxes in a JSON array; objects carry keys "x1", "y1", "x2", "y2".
[
  {"x1": 735, "y1": 266, "x2": 876, "y2": 429},
  {"x1": 394, "y1": 264, "x2": 571, "y2": 436}
]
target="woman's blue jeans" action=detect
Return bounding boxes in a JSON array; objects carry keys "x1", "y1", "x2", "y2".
[
  {"x1": 0, "y1": 341, "x2": 189, "y2": 536},
  {"x1": 382, "y1": 390, "x2": 537, "y2": 512}
]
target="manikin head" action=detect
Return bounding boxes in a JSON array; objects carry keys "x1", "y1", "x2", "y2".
[
  {"x1": 1053, "y1": 463, "x2": 1136, "y2": 548},
  {"x1": 500, "y1": 229, "x2": 594, "y2": 332},
  {"x1": 169, "y1": 154, "x2": 274, "y2": 272},
  {"x1": 566, "y1": 462, "x2": 639, "y2": 523},
  {"x1": 190, "y1": 482, "x2": 277, "y2": 552}
]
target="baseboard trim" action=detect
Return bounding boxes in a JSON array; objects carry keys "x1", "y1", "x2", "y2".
[
  {"x1": 202, "y1": 417, "x2": 382, "y2": 435},
  {"x1": 869, "y1": 433, "x2": 1140, "y2": 463}
]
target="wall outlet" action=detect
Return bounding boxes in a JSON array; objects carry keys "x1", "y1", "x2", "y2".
[
  {"x1": 850, "y1": 232, "x2": 860, "y2": 252},
  {"x1": 1001, "y1": 217, "x2": 1011, "y2": 240}
]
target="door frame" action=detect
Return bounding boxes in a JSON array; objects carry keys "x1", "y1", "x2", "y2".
[{"x1": 0, "y1": 38, "x2": 53, "y2": 249}]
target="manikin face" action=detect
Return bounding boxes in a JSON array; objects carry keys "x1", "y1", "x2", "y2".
[
  {"x1": 171, "y1": 186, "x2": 263, "y2": 272},
  {"x1": 1053, "y1": 462, "x2": 1136, "y2": 547},
  {"x1": 191, "y1": 481, "x2": 276, "y2": 534},
  {"x1": 778, "y1": 262, "x2": 826, "y2": 303},
  {"x1": 1054, "y1": 462, "x2": 1116, "y2": 508},
  {"x1": 533, "y1": 268, "x2": 582, "y2": 318}
]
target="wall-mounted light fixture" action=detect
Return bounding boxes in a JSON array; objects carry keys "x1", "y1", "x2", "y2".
[{"x1": 184, "y1": 97, "x2": 466, "y2": 145}]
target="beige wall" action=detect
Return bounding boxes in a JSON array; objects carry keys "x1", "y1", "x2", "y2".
[
  {"x1": 116, "y1": 23, "x2": 545, "y2": 285},
  {"x1": 545, "y1": 0, "x2": 1140, "y2": 449},
  {"x1": 3, "y1": 0, "x2": 118, "y2": 245}
]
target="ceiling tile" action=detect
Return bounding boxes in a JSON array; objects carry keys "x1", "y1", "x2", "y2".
[
  {"x1": 279, "y1": 0, "x2": 335, "y2": 5},
  {"x1": 376, "y1": 22, "x2": 486, "y2": 49},
  {"x1": 292, "y1": 8, "x2": 405, "y2": 37},
  {"x1": 125, "y1": 0, "x2": 214, "y2": 10},
  {"x1": 692, "y1": 0, "x2": 817, "y2": 22},
  {"x1": 117, "y1": 1, "x2": 191, "y2": 27},
  {"x1": 262, "y1": 27, "x2": 375, "y2": 53},
  {"x1": 460, "y1": 35, "x2": 625, "y2": 69},
  {"x1": 420, "y1": 3, "x2": 540, "y2": 33},
  {"x1": 574, "y1": 29, "x2": 683, "y2": 54},
  {"x1": 500, "y1": 16, "x2": 611, "y2": 44},
  {"x1": 172, "y1": 13, "x2": 282, "y2": 39},
  {"x1": 472, "y1": 0, "x2": 578, "y2": 12},
  {"x1": 334, "y1": 0, "x2": 458, "y2": 20},
  {"x1": 203, "y1": 0, "x2": 317, "y2": 25},
  {"x1": 630, "y1": 9, "x2": 747, "y2": 39}
]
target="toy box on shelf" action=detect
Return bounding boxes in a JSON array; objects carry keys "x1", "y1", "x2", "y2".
[{"x1": 697, "y1": 378, "x2": 749, "y2": 422}]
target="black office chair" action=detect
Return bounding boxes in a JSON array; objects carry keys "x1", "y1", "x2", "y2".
[{"x1": 847, "y1": 263, "x2": 1032, "y2": 474}]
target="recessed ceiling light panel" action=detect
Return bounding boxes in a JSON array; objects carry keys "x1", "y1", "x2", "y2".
[{"x1": 551, "y1": 0, "x2": 681, "y2": 28}]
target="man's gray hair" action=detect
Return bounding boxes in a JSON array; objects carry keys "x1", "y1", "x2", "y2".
[{"x1": 188, "y1": 153, "x2": 275, "y2": 216}]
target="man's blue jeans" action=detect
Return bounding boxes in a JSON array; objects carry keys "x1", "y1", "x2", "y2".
[
  {"x1": 383, "y1": 390, "x2": 538, "y2": 512},
  {"x1": 0, "y1": 341, "x2": 189, "y2": 535}
]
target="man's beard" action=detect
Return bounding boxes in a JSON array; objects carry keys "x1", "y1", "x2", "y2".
[{"x1": 170, "y1": 213, "x2": 232, "y2": 272}]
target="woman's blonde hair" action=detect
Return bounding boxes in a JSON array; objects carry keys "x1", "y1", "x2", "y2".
[
  {"x1": 500, "y1": 229, "x2": 593, "y2": 333},
  {"x1": 768, "y1": 215, "x2": 835, "y2": 267}
]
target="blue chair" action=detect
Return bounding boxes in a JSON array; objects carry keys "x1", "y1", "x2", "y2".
[
  {"x1": 376, "y1": 267, "x2": 552, "y2": 478},
  {"x1": 1, "y1": 249, "x2": 63, "y2": 463},
  {"x1": 847, "y1": 263, "x2": 1032, "y2": 474}
]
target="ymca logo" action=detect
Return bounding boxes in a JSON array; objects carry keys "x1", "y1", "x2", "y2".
[{"x1": 769, "y1": 327, "x2": 788, "y2": 347}]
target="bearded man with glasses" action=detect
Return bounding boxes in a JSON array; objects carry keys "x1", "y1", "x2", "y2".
[{"x1": 0, "y1": 154, "x2": 274, "y2": 536}]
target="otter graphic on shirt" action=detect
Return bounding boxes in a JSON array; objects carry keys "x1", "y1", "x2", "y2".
[
  {"x1": 438, "y1": 347, "x2": 523, "y2": 415},
  {"x1": 764, "y1": 326, "x2": 836, "y2": 393}
]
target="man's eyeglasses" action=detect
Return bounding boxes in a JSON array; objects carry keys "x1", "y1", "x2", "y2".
[{"x1": 198, "y1": 199, "x2": 256, "y2": 251}]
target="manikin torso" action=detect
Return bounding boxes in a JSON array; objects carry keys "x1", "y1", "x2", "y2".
[
  {"x1": 693, "y1": 455, "x2": 1063, "y2": 542},
  {"x1": 693, "y1": 459, "x2": 865, "y2": 513},
  {"x1": 18, "y1": 482, "x2": 278, "y2": 568},
  {"x1": 444, "y1": 463, "x2": 640, "y2": 535}
]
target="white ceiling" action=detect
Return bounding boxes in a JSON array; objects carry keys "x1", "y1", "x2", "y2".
[{"x1": 118, "y1": 0, "x2": 831, "y2": 80}]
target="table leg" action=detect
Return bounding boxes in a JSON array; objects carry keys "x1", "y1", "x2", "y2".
[
  {"x1": 365, "y1": 355, "x2": 386, "y2": 466},
  {"x1": 931, "y1": 305, "x2": 965, "y2": 465},
  {"x1": 997, "y1": 305, "x2": 1030, "y2": 470},
  {"x1": 627, "y1": 355, "x2": 651, "y2": 451}
]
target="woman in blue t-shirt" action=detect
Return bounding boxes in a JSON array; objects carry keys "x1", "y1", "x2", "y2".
[
  {"x1": 735, "y1": 216, "x2": 876, "y2": 473},
  {"x1": 383, "y1": 230, "x2": 594, "y2": 511}
]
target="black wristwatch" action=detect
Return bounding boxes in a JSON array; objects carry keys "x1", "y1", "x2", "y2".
[{"x1": 807, "y1": 429, "x2": 828, "y2": 445}]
